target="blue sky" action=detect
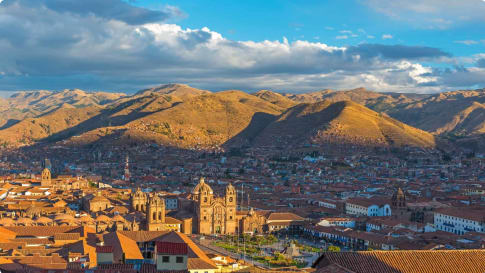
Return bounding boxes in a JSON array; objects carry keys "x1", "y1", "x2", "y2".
[{"x1": 0, "y1": 0, "x2": 484, "y2": 94}]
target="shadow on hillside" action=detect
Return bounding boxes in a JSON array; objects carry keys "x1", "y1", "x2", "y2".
[
  {"x1": 0, "y1": 119, "x2": 20, "y2": 130},
  {"x1": 39, "y1": 97, "x2": 177, "y2": 143},
  {"x1": 222, "y1": 112, "x2": 278, "y2": 148}
]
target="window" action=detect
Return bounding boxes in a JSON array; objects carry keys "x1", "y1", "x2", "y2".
[
  {"x1": 176, "y1": 256, "x2": 184, "y2": 263},
  {"x1": 229, "y1": 197, "x2": 233, "y2": 202},
  {"x1": 204, "y1": 197, "x2": 207, "y2": 202},
  {"x1": 162, "y1": 256, "x2": 170, "y2": 263}
]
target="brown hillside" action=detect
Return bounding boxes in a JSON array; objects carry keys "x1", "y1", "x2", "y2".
[
  {"x1": 0, "y1": 106, "x2": 102, "y2": 146},
  {"x1": 64, "y1": 91, "x2": 283, "y2": 148},
  {"x1": 388, "y1": 89, "x2": 485, "y2": 135},
  {"x1": 0, "y1": 89, "x2": 125, "y2": 129},
  {"x1": 135, "y1": 83, "x2": 210, "y2": 99},
  {"x1": 254, "y1": 100, "x2": 436, "y2": 148},
  {"x1": 252, "y1": 90, "x2": 297, "y2": 109}
]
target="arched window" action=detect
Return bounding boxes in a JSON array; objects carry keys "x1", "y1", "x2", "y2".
[
  {"x1": 136, "y1": 204, "x2": 139, "y2": 211},
  {"x1": 153, "y1": 212, "x2": 156, "y2": 221},
  {"x1": 204, "y1": 197, "x2": 207, "y2": 202},
  {"x1": 229, "y1": 197, "x2": 233, "y2": 202},
  {"x1": 158, "y1": 212, "x2": 162, "y2": 220}
]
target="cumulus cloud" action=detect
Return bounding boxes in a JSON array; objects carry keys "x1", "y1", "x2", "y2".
[{"x1": 0, "y1": 0, "x2": 481, "y2": 93}]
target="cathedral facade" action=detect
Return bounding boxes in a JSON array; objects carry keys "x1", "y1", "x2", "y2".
[{"x1": 191, "y1": 178, "x2": 237, "y2": 235}]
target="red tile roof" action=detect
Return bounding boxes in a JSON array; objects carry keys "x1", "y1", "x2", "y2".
[
  {"x1": 314, "y1": 249, "x2": 485, "y2": 273},
  {"x1": 156, "y1": 242, "x2": 188, "y2": 255},
  {"x1": 96, "y1": 246, "x2": 114, "y2": 253}
]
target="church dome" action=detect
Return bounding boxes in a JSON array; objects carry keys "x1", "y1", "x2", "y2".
[{"x1": 192, "y1": 177, "x2": 213, "y2": 194}]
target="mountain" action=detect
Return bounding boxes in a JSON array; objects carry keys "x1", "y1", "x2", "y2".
[
  {"x1": 385, "y1": 89, "x2": 485, "y2": 136},
  {"x1": 0, "y1": 106, "x2": 103, "y2": 146},
  {"x1": 64, "y1": 90, "x2": 284, "y2": 148},
  {"x1": 252, "y1": 90, "x2": 297, "y2": 109},
  {"x1": 283, "y1": 87, "x2": 426, "y2": 112},
  {"x1": 0, "y1": 84, "x2": 462, "y2": 150},
  {"x1": 253, "y1": 100, "x2": 436, "y2": 148},
  {"x1": 134, "y1": 83, "x2": 210, "y2": 99},
  {"x1": 0, "y1": 89, "x2": 125, "y2": 129}
]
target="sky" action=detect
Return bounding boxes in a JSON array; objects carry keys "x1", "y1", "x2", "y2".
[{"x1": 0, "y1": 0, "x2": 484, "y2": 94}]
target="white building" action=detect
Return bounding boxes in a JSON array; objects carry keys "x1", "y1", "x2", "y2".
[
  {"x1": 434, "y1": 208, "x2": 485, "y2": 235},
  {"x1": 318, "y1": 217, "x2": 355, "y2": 228},
  {"x1": 345, "y1": 198, "x2": 391, "y2": 217}
]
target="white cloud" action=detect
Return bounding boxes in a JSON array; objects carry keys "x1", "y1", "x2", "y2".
[
  {"x1": 0, "y1": 0, "x2": 478, "y2": 94},
  {"x1": 382, "y1": 34, "x2": 393, "y2": 39},
  {"x1": 364, "y1": 0, "x2": 485, "y2": 29},
  {"x1": 367, "y1": 35, "x2": 375, "y2": 39},
  {"x1": 454, "y1": 40, "x2": 479, "y2": 45},
  {"x1": 336, "y1": 35, "x2": 348, "y2": 39}
]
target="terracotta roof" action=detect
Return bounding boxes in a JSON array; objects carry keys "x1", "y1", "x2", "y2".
[
  {"x1": 96, "y1": 246, "x2": 114, "y2": 253},
  {"x1": 118, "y1": 231, "x2": 169, "y2": 242},
  {"x1": 0, "y1": 227, "x2": 16, "y2": 239},
  {"x1": 157, "y1": 231, "x2": 217, "y2": 270},
  {"x1": 4, "y1": 226, "x2": 82, "y2": 237},
  {"x1": 103, "y1": 232, "x2": 143, "y2": 261},
  {"x1": 165, "y1": 216, "x2": 182, "y2": 224},
  {"x1": 267, "y1": 212, "x2": 305, "y2": 221},
  {"x1": 313, "y1": 250, "x2": 485, "y2": 273},
  {"x1": 156, "y1": 242, "x2": 188, "y2": 255},
  {"x1": 54, "y1": 232, "x2": 80, "y2": 241},
  {"x1": 434, "y1": 207, "x2": 485, "y2": 222}
]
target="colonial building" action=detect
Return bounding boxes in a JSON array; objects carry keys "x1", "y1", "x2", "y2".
[
  {"x1": 84, "y1": 192, "x2": 112, "y2": 212},
  {"x1": 238, "y1": 208, "x2": 266, "y2": 234},
  {"x1": 191, "y1": 178, "x2": 237, "y2": 235},
  {"x1": 147, "y1": 194, "x2": 166, "y2": 231},
  {"x1": 130, "y1": 189, "x2": 182, "y2": 232},
  {"x1": 131, "y1": 188, "x2": 148, "y2": 212},
  {"x1": 41, "y1": 168, "x2": 51, "y2": 187}
]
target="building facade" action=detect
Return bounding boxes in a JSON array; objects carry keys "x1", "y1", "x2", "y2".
[{"x1": 191, "y1": 178, "x2": 237, "y2": 235}]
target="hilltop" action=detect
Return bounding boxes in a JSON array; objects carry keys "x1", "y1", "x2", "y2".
[
  {"x1": 253, "y1": 100, "x2": 436, "y2": 148},
  {"x1": 5, "y1": 83, "x2": 485, "y2": 151},
  {"x1": 252, "y1": 90, "x2": 297, "y2": 109},
  {"x1": 0, "y1": 89, "x2": 125, "y2": 129}
]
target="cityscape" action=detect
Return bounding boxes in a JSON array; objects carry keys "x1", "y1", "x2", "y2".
[{"x1": 0, "y1": 0, "x2": 485, "y2": 272}]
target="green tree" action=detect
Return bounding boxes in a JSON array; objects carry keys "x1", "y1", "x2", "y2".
[{"x1": 327, "y1": 245, "x2": 341, "y2": 252}]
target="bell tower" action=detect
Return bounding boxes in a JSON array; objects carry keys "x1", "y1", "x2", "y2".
[
  {"x1": 131, "y1": 188, "x2": 147, "y2": 212},
  {"x1": 192, "y1": 177, "x2": 214, "y2": 234},
  {"x1": 41, "y1": 168, "x2": 51, "y2": 186},
  {"x1": 225, "y1": 183, "x2": 237, "y2": 234},
  {"x1": 147, "y1": 194, "x2": 166, "y2": 231}
]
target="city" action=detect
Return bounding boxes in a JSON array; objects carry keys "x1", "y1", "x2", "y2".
[{"x1": 0, "y1": 0, "x2": 485, "y2": 272}]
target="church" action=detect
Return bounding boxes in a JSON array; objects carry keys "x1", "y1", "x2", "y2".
[
  {"x1": 130, "y1": 177, "x2": 266, "y2": 235},
  {"x1": 131, "y1": 189, "x2": 181, "y2": 232},
  {"x1": 191, "y1": 177, "x2": 237, "y2": 234}
]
